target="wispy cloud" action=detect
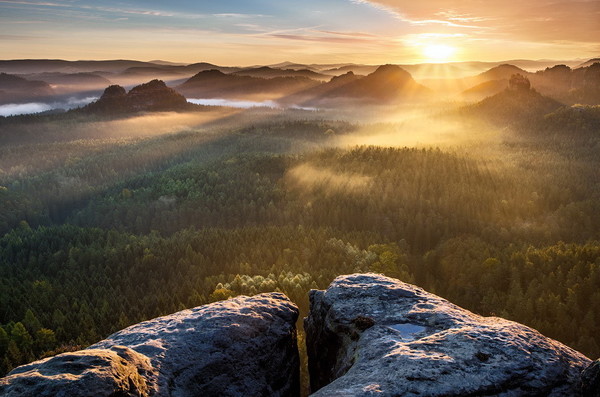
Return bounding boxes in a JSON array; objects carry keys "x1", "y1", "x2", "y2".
[
  {"x1": 350, "y1": 0, "x2": 600, "y2": 42},
  {"x1": 317, "y1": 30, "x2": 379, "y2": 38},
  {"x1": 213, "y1": 13, "x2": 269, "y2": 18},
  {"x1": 0, "y1": 0, "x2": 69, "y2": 6},
  {"x1": 0, "y1": 33, "x2": 38, "y2": 39},
  {"x1": 270, "y1": 33, "x2": 375, "y2": 44}
]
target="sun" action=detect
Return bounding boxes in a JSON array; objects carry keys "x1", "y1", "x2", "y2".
[{"x1": 422, "y1": 44, "x2": 455, "y2": 62}]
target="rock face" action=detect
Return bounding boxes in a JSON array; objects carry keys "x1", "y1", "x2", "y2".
[
  {"x1": 1, "y1": 293, "x2": 300, "y2": 397},
  {"x1": 581, "y1": 359, "x2": 600, "y2": 397},
  {"x1": 305, "y1": 273, "x2": 591, "y2": 397}
]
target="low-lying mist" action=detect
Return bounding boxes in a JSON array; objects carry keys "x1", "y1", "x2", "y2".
[
  {"x1": 286, "y1": 163, "x2": 373, "y2": 196},
  {"x1": 188, "y1": 98, "x2": 279, "y2": 109},
  {"x1": 187, "y1": 98, "x2": 317, "y2": 111},
  {"x1": 329, "y1": 103, "x2": 503, "y2": 153},
  {"x1": 0, "y1": 97, "x2": 98, "y2": 116}
]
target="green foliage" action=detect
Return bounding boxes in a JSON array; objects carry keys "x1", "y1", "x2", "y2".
[{"x1": 0, "y1": 107, "x2": 599, "y2": 377}]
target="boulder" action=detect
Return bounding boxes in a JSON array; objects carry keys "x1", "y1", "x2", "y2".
[
  {"x1": 1, "y1": 293, "x2": 300, "y2": 397},
  {"x1": 0, "y1": 346, "x2": 151, "y2": 397},
  {"x1": 305, "y1": 273, "x2": 591, "y2": 396}
]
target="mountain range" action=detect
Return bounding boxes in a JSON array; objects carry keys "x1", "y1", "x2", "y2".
[{"x1": 0, "y1": 57, "x2": 599, "y2": 111}]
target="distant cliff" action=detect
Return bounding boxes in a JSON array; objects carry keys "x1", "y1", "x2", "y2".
[{"x1": 2, "y1": 274, "x2": 598, "y2": 396}]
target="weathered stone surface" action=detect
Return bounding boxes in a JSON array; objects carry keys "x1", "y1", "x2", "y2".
[
  {"x1": 2, "y1": 293, "x2": 300, "y2": 397},
  {"x1": 305, "y1": 273, "x2": 591, "y2": 397},
  {"x1": 581, "y1": 359, "x2": 600, "y2": 397},
  {"x1": 0, "y1": 346, "x2": 152, "y2": 397}
]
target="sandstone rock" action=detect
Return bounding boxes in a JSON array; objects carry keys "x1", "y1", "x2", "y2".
[
  {"x1": 2, "y1": 293, "x2": 300, "y2": 397},
  {"x1": 305, "y1": 273, "x2": 591, "y2": 397},
  {"x1": 581, "y1": 359, "x2": 600, "y2": 397},
  {"x1": 93, "y1": 292, "x2": 299, "y2": 397},
  {"x1": 0, "y1": 346, "x2": 151, "y2": 397}
]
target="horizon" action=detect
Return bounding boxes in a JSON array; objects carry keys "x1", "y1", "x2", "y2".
[
  {"x1": 1, "y1": 0, "x2": 599, "y2": 65},
  {"x1": 0, "y1": 56, "x2": 595, "y2": 67}
]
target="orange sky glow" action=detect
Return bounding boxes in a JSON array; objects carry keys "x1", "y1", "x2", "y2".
[{"x1": 0, "y1": 0, "x2": 598, "y2": 64}]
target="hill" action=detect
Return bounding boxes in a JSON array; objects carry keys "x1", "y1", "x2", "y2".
[
  {"x1": 176, "y1": 69, "x2": 321, "y2": 100},
  {"x1": 284, "y1": 65, "x2": 430, "y2": 106},
  {"x1": 465, "y1": 74, "x2": 564, "y2": 125},
  {"x1": 578, "y1": 58, "x2": 600, "y2": 68},
  {"x1": 459, "y1": 63, "x2": 600, "y2": 105},
  {"x1": 0, "y1": 73, "x2": 54, "y2": 104},
  {"x1": 0, "y1": 59, "x2": 156, "y2": 74},
  {"x1": 81, "y1": 79, "x2": 191, "y2": 114},
  {"x1": 460, "y1": 79, "x2": 508, "y2": 100},
  {"x1": 22, "y1": 72, "x2": 111, "y2": 94},
  {"x1": 232, "y1": 66, "x2": 329, "y2": 81}
]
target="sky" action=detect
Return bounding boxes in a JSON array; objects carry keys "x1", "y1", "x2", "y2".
[{"x1": 0, "y1": 0, "x2": 598, "y2": 65}]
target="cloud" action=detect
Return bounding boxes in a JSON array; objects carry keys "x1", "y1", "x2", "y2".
[
  {"x1": 317, "y1": 30, "x2": 379, "y2": 38},
  {"x1": 0, "y1": 0, "x2": 69, "y2": 6},
  {"x1": 213, "y1": 13, "x2": 269, "y2": 18},
  {"x1": 270, "y1": 33, "x2": 377, "y2": 44},
  {"x1": 352, "y1": 0, "x2": 600, "y2": 42}
]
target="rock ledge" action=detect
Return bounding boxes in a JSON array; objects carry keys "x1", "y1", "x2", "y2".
[
  {"x1": 305, "y1": 273, "x2": 591, "y2": 397},
  {"x1": 1, "y1": 292, "x2": 300, "y2": 397}
]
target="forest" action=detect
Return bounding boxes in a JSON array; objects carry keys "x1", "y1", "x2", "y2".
[{"x1": 0, "y1": 96, "x2": 599, "y2": 387}]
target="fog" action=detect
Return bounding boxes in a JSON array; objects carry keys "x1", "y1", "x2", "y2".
[
  {"x1": 0, "y1": 96, "x2": 98, "y2": 116},
  {"x1": 187, "y1": 98, "x2": 279, "y2": 109},
  {"x1": 334, "y1": 104, "x2": 503, "y2": 153},
  {"x1": 286, "y1": 163, "x2": 372, "y2": 196},
  {"x1": 187, "y1": 98, "x2": 317, "y2": 111},
  {"x1": 0, "y1": 103, "x2": 53, "y2": 117}
]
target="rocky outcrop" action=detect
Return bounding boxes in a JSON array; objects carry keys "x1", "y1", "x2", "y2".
[
  {"x1": 83, "y1": 79, "x2": 190, "y2": 114},
  {"x1": 305, "y1": 273, "x2": 591, "y2": 396},
  {"x1": 0, "y1": 293, "x2": 300, "y2": 397},
  {"x1": 2, "y1": 275, "x2": 595, "y2": 396}
]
